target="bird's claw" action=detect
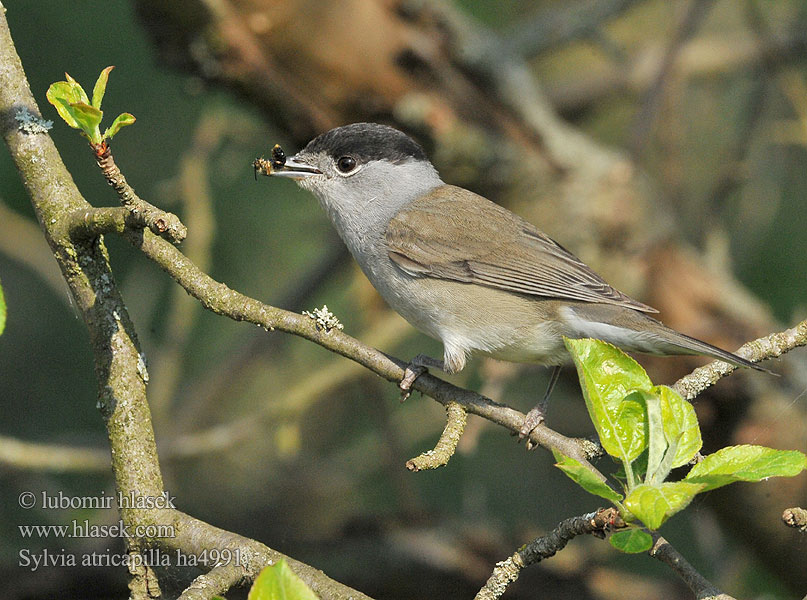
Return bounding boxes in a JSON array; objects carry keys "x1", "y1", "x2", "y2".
[
  {"x1": 399, "y1": 364, "x2": 427, "y2": 402},
  {"x1": 519, "y1": 406, "x2": 546, "y2": 450}
]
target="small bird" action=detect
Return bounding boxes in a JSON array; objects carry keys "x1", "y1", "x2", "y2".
[{"x1": 257, "y1": 123, "x2": 766, "y2": 437}]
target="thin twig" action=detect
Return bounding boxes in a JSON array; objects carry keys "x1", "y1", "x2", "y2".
[
  {"x1": 628, "y1": 0, "x2": 716, "y2": 157},
  {"x1": 503, "y1": 0, "x2": 643, "y2": 58},
  {"x1": 649, "y1": 535, "x2": 735, "y2": 600},
  {"x1": 65, "y1": 209, "x2": 600, "y2": 470},
  {"x1": 93, "y1": 142, "x2": 187, "y2": 243},
  {"x1": 672, "y1": 317, "x2": 807, "y2": 400},
  {"x1": 152, "y1": 509, "x2": 374, "y2": 600},
  {"x1": 0, "y1": 435, "x2": 109, "y2": 472},
  {"x1": 474, "y1": 508, "x2": 622, "y2": 600}
]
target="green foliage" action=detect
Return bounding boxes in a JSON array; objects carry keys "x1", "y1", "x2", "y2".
[
  {"x1": 623, "y1": 482, "x2": 704, "y2": 530},
  {"x1": 0, "y1": 278, "x2": 5, "y2": 336},
  {"x1": 557, "y1": 338, "x2": 807, "y2": 550},
  {"x1": 248, "y1": 559, "x2": 319, "y2": 600},
  {"x1": 609, "y1": 529, "x2": 653, "y2": 554},
  {"x1": 552, "y1": 450, "x2": 623, "y2": 504},
  {"x1": 684, "y1": 445, "x2": 807, "y2": 492},
  {"x1": 46, "y1": 66, "x2": 135, "y2": 144}
]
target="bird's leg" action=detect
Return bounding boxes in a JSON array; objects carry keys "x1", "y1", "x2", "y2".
[
  {"x1": 519, "y1": 365, "x2": 562, "y2": 442},
  {"x1": 400, "y1": 354, "x2": 445, "y2": 400}
]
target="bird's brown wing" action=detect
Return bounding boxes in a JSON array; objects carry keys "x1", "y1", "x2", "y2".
[{"x1": 385, "y1": 185, "x2": 657, "y2": 313}]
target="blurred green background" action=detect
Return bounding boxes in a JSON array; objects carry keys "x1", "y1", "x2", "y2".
[{"x1": 1, "y1": 1, "x2": 806, "y2": 599}]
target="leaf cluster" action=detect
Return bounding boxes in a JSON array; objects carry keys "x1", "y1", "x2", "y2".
[
  {"x1": 46, "y1": 66, "x2": 135, "y2": 145},
  {"x1": 556, "y1": 338, "x2": 807, "y2": 553}
]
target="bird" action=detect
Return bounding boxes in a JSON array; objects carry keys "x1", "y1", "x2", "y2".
[{"x1": 256, "y1": 122, "x2": 767, "y2": 437}]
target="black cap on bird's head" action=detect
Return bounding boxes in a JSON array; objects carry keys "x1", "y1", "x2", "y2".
[
  {"x1": 303, "y1": 123, "x2": 427, "y2": 165},
  {"x1": 257, "y1": 123, "x2": 429, "y2": 180}
]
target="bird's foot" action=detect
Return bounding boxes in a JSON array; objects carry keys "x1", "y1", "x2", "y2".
[
  {"x1": 519, "y1": 365, "x2": 562, "y2": 449},
  {"x1": 400, "y1": 354, "x2": 445, "y2": 401},
  {"x1": 519, "y1": 406, "x2": 546, "y2": 448}
]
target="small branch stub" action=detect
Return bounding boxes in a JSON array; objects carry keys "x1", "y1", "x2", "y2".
[
  {"x1": 406, "y1": 401, "x2": 467, "y2": 471},
  {"x1": 782, "y1": 507, "x2": 807, "y2": 532},
  {"x1": 93, "y1": 143, "x2": 187, "y2": 243}
]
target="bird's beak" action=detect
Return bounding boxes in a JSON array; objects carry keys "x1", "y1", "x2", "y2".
[{"x1": 253, "y1": 154, "x2": 322, "y2": 179}]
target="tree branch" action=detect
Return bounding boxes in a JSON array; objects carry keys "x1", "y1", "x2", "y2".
[
  {"x1": 0, "y1": 435, "x2": 109, "y2": 472},
  {"x1": 0, "y1": 6, "x2": 375, "y2": 597},
  {"x1": 0, "y1": 0, "x2": 164, "y2": 576},
  {"x1": 502, "y1": 0, "x2": 643, "y2": 58},
  {"x1": 93, "y1": 142, "x2": 187, "y2": 243},
  {"x1": 672, "y1": 317, "x2": 807, "y2": 400},
  {"x1": 649, "y1": 535, "x2": 735, "y2": 600},
  {"x1": 474, "y1": 508, "x2": 622, "y2": 600},
  {"x1": 152, "y1": 509, "x2": 374, "y2": 600},
  {"x1": 126, "y1": 224, "x2": 602, "y2": 472},
  {"x1": 178, "y1": 562, "x2": 246, "y2": 600}
]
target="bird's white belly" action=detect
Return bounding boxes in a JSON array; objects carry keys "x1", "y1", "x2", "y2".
[{"x1": 363, "y1": 258, "x2": 569, "y2": 370}]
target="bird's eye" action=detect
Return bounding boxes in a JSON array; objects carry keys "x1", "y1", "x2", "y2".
[{"x1": 336, "y1": 156, "x2": 357, "y2": 173}]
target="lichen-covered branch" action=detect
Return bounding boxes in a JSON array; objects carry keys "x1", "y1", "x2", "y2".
[
  {"x1": 406, "y1": 401, "x2": 467, "y2": 471},
  {"x1": 93, "y1": 142, "x2": 187, "y2": 243},
  {"x1": 672, "y1": 317, "x2": 807, "y2": 400},
  {"x1": 474, "y1": 508, "x2": 622, "y2": 600},
  {"x1": 178, "y1": 563, "x2": 246, "y2": 600},
  {"x1": 152, "y1": 509, "x2": 373, "y2": 600},
  {"x1": 477, "y1": 510, "x2": 735, "y2": 600},
  {"x1": 0, "y1": 6, "x2": 164, "y2": 596}
]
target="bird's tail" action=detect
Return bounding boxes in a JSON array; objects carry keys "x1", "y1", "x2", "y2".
[
  {"x1": 659, "y1": 328, "x2": 771, "y2": 373},
  {"x1": 561, "y1": 303, "x2": 773, "y2": 374}
]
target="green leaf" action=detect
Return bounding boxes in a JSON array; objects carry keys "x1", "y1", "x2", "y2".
[
  {"x1": 553, "y1": 450, "x2": 624, "y2": 504},
  {"x1": 66, "y1": 102, "x2": 103, "y2": 144},
  {"x1": 656, "y1": 385, "x2": 701, "y2": 468},
  {"x1": 564, "y1": 338, "x2": 653, "y2": 462},
  {"x1": 623, "y1": 482, "x2": 704, "y2": 529},
  {"x1": 103, "y1": 112, "x2": 136, "y2": 140},
  {"x1": 0, "y1": 278, "x2": 6, "y2": 336},
  {"x1": 643, "y1": 391, "x2": 666, "y2": 485},
  {"x1": 46, "y1": 75, "x2": 104, "y2": 143},
  {"x1": 46, "y1": 80, "x2": 88, "y2": 129},
  {"x1": 92, "y1": 66, "x2": 114, "y2": 109},
  {"x1": 48, "y1": 69, "x2": 134, "y2": 143},
  {"x1": 63, "y1": 72, "x2": 89, "y2": 103},
  {"x1": 684, "y1": 445, "x2": 807, "y2": 492},
  {"x1": 609, "y1": 528, "x2": 653, "y2": 554},
  {"x1": 248, "y1": 559, "x2": 319, "y2": 600},
  {"x1": 614, "y1": 391, "x2": 648, "y2": 463}
]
